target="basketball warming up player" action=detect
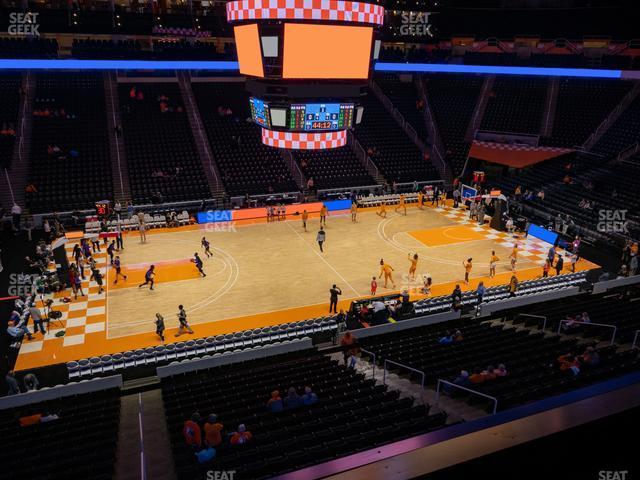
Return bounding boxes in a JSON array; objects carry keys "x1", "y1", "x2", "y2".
[
  {"x1": 113, "y1": 255, "x2": 128, "y2": 284},
  {"x1": 395, "y1": 194, "x2": 407, "y2": 215},
  {"x1": 138, "y1": 265, "x2": 155, "y2": 290},
  {"x1": 408, "y1": 253, "x2": 419, "y2": 281},
  {"x1": 320, "y1": 204, "x2": 328, "y2": 226},
  {"x1": 351, "y1": 202, "x2": 357, "y2": 222},
  {"x1": 463, "y1": 258, "x2": 473, "y2": 285},
  {"x1": 489, "y1": 250, "x2": 499, "y2": 278},
  {"x1": 317, "y1": 227, "x2": 326, "y2": 252},
  {"x1": 377, "y1": 202, "x2": 387, "y2": 218},
  {"x1": 302, "y1": 209, "x2": 309, "y2": 232},
  {"x1": 201, "y1": 237, "x2": 213, "y2": 258},
  {"x1": 379, "y1": 259, "x2": 396, "y2": 289},
  {"x1": 193, "y1": 253, "x2": 206, "y2": 277}
]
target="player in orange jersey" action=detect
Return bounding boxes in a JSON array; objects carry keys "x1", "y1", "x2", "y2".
[{"x1": 378, "y1": 259, "x2": 396, "y2": 289}]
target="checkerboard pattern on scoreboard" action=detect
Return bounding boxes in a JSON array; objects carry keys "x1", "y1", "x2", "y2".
[{"x1": 226, "y1": 0, "x2": 385, "y2": 25}]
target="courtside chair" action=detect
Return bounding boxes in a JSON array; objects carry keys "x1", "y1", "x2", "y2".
[
  {"x1": 67, "y1": 360, "x2": 80, "y2": 377},
  {"x1": 133, "y1": 348, "x2": 146, "y2": 365},
  {"x1": 112, "y1": 352, "x2": 124, "y2": 369},
  {"x1": 78, "y1": 358, "x2": 91, "y2": 375},
  {"x1": 100, "y1": 354, "x2": 114, "y2": 372},
  {"x1": 165, "y1": 343, "x2": 177, "y2": 360},
  {"x1": 154, "y1": 345, "x2": 167, "y2": 362},
  {"x1": 175, "y1": 342, "x2": 187, "y2": 359}
]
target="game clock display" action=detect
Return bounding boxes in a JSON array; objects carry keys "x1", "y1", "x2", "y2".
[{"x1": 289, "y1": 103, "x2": 354, "y2": 131}]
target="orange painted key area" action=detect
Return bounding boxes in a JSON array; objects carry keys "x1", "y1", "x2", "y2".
[{"x1": 409, "y1": 225, "x2": 487, "y2": 247}]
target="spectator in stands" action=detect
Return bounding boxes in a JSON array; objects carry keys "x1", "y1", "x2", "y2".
[
  {"x1": 469, "y1": 368, "x2": 486, "y2": 384},
  {"x1": 5, "y1": 371, "x2": 20, "y2": 395},
  {"x1": 453, "y1": 330, "x2": 463, "y2": 342},
  {"x1": 555, "y1": 254, "x2": 564, "y2": 276},
  {"x1": 340, "y1": 330, "x2": 358, "y2": 365},
  {"x1": 267, "y1": 390, "x2": 284, "y2": 412},
  {"x1": 476, "y1": 281, "x2": 486, "y2": 306},
  {"x1": 619, "y1": 264, "x2": 630, "y2": 278},
  {"x1": 558, "y1": 354, "x2": 580, "y2": 376},
  {"x1": 23, "y1": 373, "x2": 39, "y2": 391},
  {"x1": 508, "y1": 276, "x2": 518, "y2": 297},
  {"x1": 451, "y1": 284, "x2": 462, "y2": 311},
  {"x1": 438, "y1": 330, "x2": 454, "y2": 344},
  {"x1": 536, "y1": 190, "x2": 545, "y2": 202},
  {"x1": 204, "y1": 414, "x2": 224, "y2": 448},
  {"x1": 494, "y1": 364, "x2": 508, "y2": 377},
  {"x1": 183, "y1": 413, "x2": 202, "y2": 449},
  {"x1": 482, "y1": 365, "x2": 497, "y2": 381},
  {"x1": 284, "y1": 387, "x2": 302, "y2": 409},
  {"x1": 579, "y1": 346, "x2": 600, "y2": 367},
  {"x1": 302, "y1": 386, "x2": 318, "y2": 406},
  {"x1": 11, "y1": 203, "x2": 21, "y2": 232},
  {"x1": 543, "y1": 259, "x2": 551, "y2": 278},
  {"x1": 230, "y1": 424, "x2": 253, "y2": 446},
  {"x1": 630, "y1": 255, "x2": 639, "y2": 276},
  {"x1": 450, "y1": 370, "x2": 470, "y2": 391}
]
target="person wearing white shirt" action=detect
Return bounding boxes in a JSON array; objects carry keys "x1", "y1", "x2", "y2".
[{"x1": 11, "y1": 203, "x2": 21, "y2": 232}]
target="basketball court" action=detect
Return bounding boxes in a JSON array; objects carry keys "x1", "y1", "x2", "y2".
[{"x1": 15, "y1": 201, "x2": 599, "y2": 371}]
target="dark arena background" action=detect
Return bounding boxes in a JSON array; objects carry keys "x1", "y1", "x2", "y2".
[{"x1": 0, "y1": 1, "x2": 639, "y2": 479}]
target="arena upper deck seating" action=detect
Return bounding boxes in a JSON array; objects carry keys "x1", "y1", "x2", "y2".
[
  {"x1": 591, "y1": 94, "x2": 640, "y2": 158},
  {"x1": 359, "y1": 316, "x2": 640, "y2": 412},
  {"x1": 118, "y1": 82, "x2": 210, "y2": 203},
  {"x1": 191, "y1": 82, "x2": 298, "y2": 196},
  {"x1": 423, "y1": 74, "x2": 484, "y2": 176},
  {"x1": 0, "y1": 73, "x2": 21, "y2": 168},
  {"x1": 354, "y1": 93, "x2": 440, "y2": 183},
  {"x1": 480, "y1": 76, "x2": 548, "y2": 135},
  {"x1": 518, "y1": 291, "x2": 640, "y2": 344},
  {"x1": 26, "y1": 73, "x2": 113, "y2": 212},
  {"x1": 376, "y1": 74, "x2": 428, "y2": 142},
  {"x1": 542, "y1": 78, "x2": 633, "y2": 148},
  {"x1": 0, "y1": 37, "x2": 58, "y2": 59},
  {"x1": 162, "y1": 349, "x2": 449, "y2": 479},
  {"x1": 294, "y1": 147, "x2": 375, "y2": 190},
  {"x1": 0, "y1": 388, "x2": 120, "y2": 479}
]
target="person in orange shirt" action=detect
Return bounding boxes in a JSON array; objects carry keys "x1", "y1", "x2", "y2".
[
  {"x1": 379, "y1": 259, "x2": 396, "y2": 288},
  {"x1": 319, "y1": 204, "x2": 328, "y2": 226},
  {"x1": 183, "y1": 413, "x2": 202, "y2": 449},
  {"x1": 230, "y1": 424, "x2": 253, "y2": 446},
  {"x1": 370, "y1": 277, "x2": 377, "y2": 296},
  {"x1": 301, "y1": 209, "x2": 309, "y2": 232},
  {"x1": 377, "y1": 202, "x2": 387, "y2": 218},
  {"x1": 395, "y1": 194, "x2": 407, "y2": 215},
  {"x1": 417, "y1": 191, "x2": 424, "y2": 209},
  {"x1": 204, "y1": 414, "x2": 224, "y2": 448},
  {"x1": 543, "y1": 259, "x2": 551, "y2": 278},
  {"x1": 510, "y1": 244, "x2": 518, "y2": 272},
  {"x1": 469, "y1": 368, "x2": 485, "y2": 384},
  {"x1": 408, "y1": 253, "x2": 419, "y2": 281},
  {"x1": 351, "y1": 202, "x2": 357, "y2": 222},
  {"x1": 463, "y1": 258, "x2": 473, "y2": 285},
  {"x1": 489, "y1": 251, "x2": 499, "y2": 278}
]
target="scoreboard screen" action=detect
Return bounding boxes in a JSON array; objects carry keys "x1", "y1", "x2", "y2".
[
  {"x1": 249, "y1": 97, "x2": 271, "y2": 128},
  {"x1": 289, "y1": 103, "x2": 354, "y2": 131}
]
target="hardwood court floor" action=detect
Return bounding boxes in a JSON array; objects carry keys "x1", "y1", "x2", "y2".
[{"x1": 14, "y1": 202, "x2": 598, "y2": 370}]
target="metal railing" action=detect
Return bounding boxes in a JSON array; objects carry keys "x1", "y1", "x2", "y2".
[
  {"x1": 436, "y1": 379, "x2": 498, "y2": 415},
  {"x1": 516, "y1": 313, "x2": 548, "y2": 331},
  {"x1": 617, "y1": 142, "x2": 640, "y2": 163},
  {"x1": 557, "y1": 320, "x2": 617, "y2": 345},
  {"x1": 359, "y1": 348, "x2": 377, "y2": 379},
  {"x1": 632, "y1": 330, "x2": 640, "y2": 350},
  {"x1": 383, "y1": 359, "x2": 425, "y2": 390},
  {"x1": 583, "y1": 82, "x2": 640, "y2": 151}
]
